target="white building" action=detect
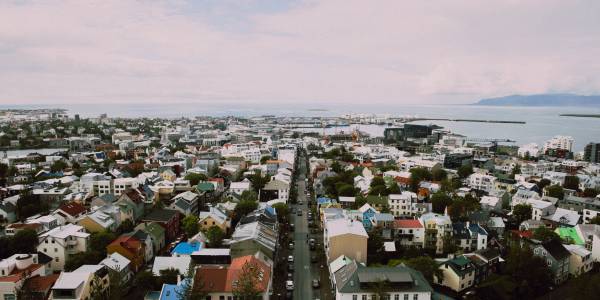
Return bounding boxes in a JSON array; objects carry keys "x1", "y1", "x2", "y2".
[
  {"x1": 518, "y1": 143, "x2": 541, "y2": 158},
  {"x1": 544, "y1": 135, "x2": 574, "y2": 152},
  {"x1": 37, "y1": 224, "x2": 90, "y2": 272},
  {"x1": 467, "y1": 173, "x2": 497, "y2": 193}
]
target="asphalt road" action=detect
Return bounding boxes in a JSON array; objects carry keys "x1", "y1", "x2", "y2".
[{"x1": 293, "y1": 153, "x2": 314, "y2": 299}]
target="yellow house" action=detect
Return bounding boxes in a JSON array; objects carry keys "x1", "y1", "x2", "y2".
[
  {"x1": 77, "y1": 209, "x2": 117, "y2": 233},
  {"x1": 199, "y1": 206, "x2": 231, "y2": 232},
  {"x1": 324, "y1": 218, "x2": 368, "y2": 264},
  {"x1": 436, "y1": 256, "x2": 475, "y2": 292}
]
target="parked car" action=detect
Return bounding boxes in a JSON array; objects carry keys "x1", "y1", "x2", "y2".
[
  {"x1": 298, "y1": 200, "x2": 303, "y2": 205},
  {"x1": 311, "y1": 255, "x2": 318, "y2": 263},
  {"x1": 296, "y1": 210, "x2": 302, "y2": 216},
  {"x1": 288, "y1": 255, "x2": 294, "y2": 263},
  {"x1": 286, "y1": 280, "x2": 295, "y2": 291},
  {"x1": 288, "y1": 263, "x2": 294, "y2": 271},
  {"x1": 312, "y1": 279, "x2": 320, "y2": 288},
  {"x1": 289, "y1": 242, "x2": 294, "y2": 250}
]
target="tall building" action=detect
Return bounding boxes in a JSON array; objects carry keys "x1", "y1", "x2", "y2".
[
  {"x1": 543, "y1": 135, "x2": 574, "y2": 152},
  {"x1": 584, "y1": 142, "x2": 600, "y2": 163}
]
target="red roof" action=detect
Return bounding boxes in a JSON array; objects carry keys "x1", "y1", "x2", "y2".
[
  {"x1": 208, "y1": 178, "x2": 224, "y2": 183},
  {"x1": 58, "y1": 202, "x2": 86, "y2": 217},
  {"x1": 23, "y1": 274, "x2": 60, "y2": 292},
  {"x1": 0, "y1": 264, "x2": 43, "y2": 283},
  {"x1": 394, "y1": 219, "x2": 423, "y2": 229},
  {"x1": 195, "y1": 255, "x2": 271, "y2": 293},
  {"x1": 510, "y1": 229, "x2": 533, "y2": 239},
  {"x1": 109, "y1": 235, "x2": 142, "y2": 254}
]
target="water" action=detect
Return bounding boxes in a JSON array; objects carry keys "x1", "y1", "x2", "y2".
[{"x1": 2, "y1": 103, "x2": 600, "y2": 151}]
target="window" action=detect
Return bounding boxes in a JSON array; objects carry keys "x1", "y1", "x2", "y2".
[
  {"x1": 219, "y1": 296, "x2": 225, "y2": 300},
  {"x1": 395, "y1": 295, "x2": 399, "y2": 300},
  {"x1": 353, "y1": 296, "x2": 358, "y2": 300},
  {"x1": 413, "y1": 295, "x2": 418, "y2": 300},
  {"x1": 362, "y1": 296, "x2": 367, "y2": 300},
  {"x1": 55, "y1": 257, "x2": 59, "y2": 262},
  {"x1": 54, "y1": 248, "x2": 58, "y2": 252},
  {"x1": 4, "y1": 294, "x2": 16, "y2": 300},
  {"x1": 404, "y1": 295, "x2": 409, "y2": 300},
  {"x1": 43, "y1": 248, "x2": 47, "y2": 252}
]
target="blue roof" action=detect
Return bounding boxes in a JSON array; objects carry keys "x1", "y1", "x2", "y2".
[
  {"x1": 170, "y1": 242, "x2": 201, "y2": 256},
  {"x1": 159, "y1": 283, "x2": 182, "y2": 300},
  {"x1": 317, "y1": 197, "x2": 332, "y2": 204},
  {"x1": 265, "y1": 205, "x2": 276, "y2": 216}
]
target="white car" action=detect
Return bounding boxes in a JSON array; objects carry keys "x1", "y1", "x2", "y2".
[
  {"x1": 288, "y1": 255, "x2": 294, "y2": 263},
  {"x1": 286, "y1": 280, "x2": 295, "y2": 291}
]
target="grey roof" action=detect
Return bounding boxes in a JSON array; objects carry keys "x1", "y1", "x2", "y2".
[{"x1": 357, "y1": 268, "x2": 412, "y2": 283}]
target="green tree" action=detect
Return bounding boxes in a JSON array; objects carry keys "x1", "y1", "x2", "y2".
[
  {"x1": 512, "y1": 204, "x2": 532, "y2": 224},
  {"x1": 409, "y1": 168, "x2": 432, "y2": 192},
  {"x1": 107, "y1": 269, "x2": 126, "y2": 300},
  {"x1": 158, "y1": 268, "x2": 180, "y2": 286},
  {"x1": 337, "y1": 184, "x2": 357, "y2": 197},
  {"x1": 271, "y1": 203, "x2": 289, "y2": 224},
  {"x1": 232, "y1": 261, "x2": 262, "y2": 299},
  {"x1": 563, "y1": 175, "x2": 580, "y2": 190},
  {"x1": 405, "y1": 256, "x2": 443, "y2": 284},
  {"x1": 182, "y1": 215, "x2": 200, "y2": 237},
  {"x1": 50, "y1": 160, "x2": 68, "y2": 173},
  {"x1": 233, "y1": 200, "x2": 258, "y2": 223},
  {"x1": 260, "y1": 155, "x2": 271, "y2": 164},
  {"x1": 457, "y1": 164, "x2": 473, "y2": 179},
  {"x1": 117, "y1": 219, "x2": 134, "y2": 234},
  {"x1": 90, "y1": 231, "x2": 117, "y2": 257},
  {"x1": 205, "y1": 226, "x2": 225, "y2": 248},
  {"x1": 240, "y1": 190, "x2": 258, "y2": 202},
  {"x1": 65, "y1": 251, "x2": 103, "y2": 271},
  {"x1": 367, "y1": 228, "x2": 385, "y2": 265},
  {"x1": 532, "y1": 227, "x2": 560, "y2": 243},
  {"x1": 504, "y1": 245, "x2": 552, "y2": 297},
  {"x1": 589, "y1": 215, "x2": 600, "y2": 225},
  {"x1": 184, "y1": 173, "x2": 207, "y2": 186},
  {"x1": 430, "y1": 192, "x2": 452, "y2": 214},
  {"x1": 247, "y1": 171, "x2": 269, "y2": 193},
  {"x1": 546, "y1": 184, "x2": 564, "y2": 200},
  {"x1": 12, "y1": 229, "x2": 39, "y2": 254},
  {"x1": 133, "y1": 271, "x2": 158, "y2": 296},
  {"x1": 177, "y1": 264, "x2": 207, "y2": 300},
  {"x1": 536, "y1": 179, "x2": 551, "y2": 192},
  {"x1": 369, "y1": 184, "x2": 389, "y2": 196},
  {"x1": 331, "y1": 161, "x2": 343, "y2": 173},
  {"x1": 386, "y1": 182, "x2": 401, "y2": 194},
  {"x1": 431, "y1": 168, "x2": 447, "y2": 181}
]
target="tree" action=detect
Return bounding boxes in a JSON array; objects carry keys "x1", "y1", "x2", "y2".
[
  {"x1": 546, "y1": 184, "x2": 564, "y2": 200},
  {"x1": 504, "y1": 245, "x2": 552, "y2": 297},
  {"x1": 184, "y1": 173, "x2": 207, "y2": 186},
  {"x1": 232, "y1": 261, "x2": 262, "y2": 298},
  {"x1": 409, "y1": 168, "x2": 432, "y2": 192},
  {"x1": 50, "y1": 160, "x2": 68, "y2": 173},
  {"x1": 117, "y1": 219, "x2": 134, "y2": 234},
  {"x1": 370, "y1": 176, "x2": 386, "y2": 188},
  {"x1": 532, "y1": 227, "x2": 561, "y2": 243},
  {"x1": 134, "y1": 270, "x2": 158, "y2": 295},
  {"x1": 12, "y1": 229, "x2": 38, "y2": 254},
  {"x1": 182, "y1": 215, "x2": 200, "y2": 237},
  {"x1": 331, "y1": 161, "x2": 342, "y2": 173},
  {"x1": 65, "y1": 251, "x2": 103, "y2": 271},
  {"x1": 510, "y1": 164, "x2": 521, "y2": 179},
  {"x1": 205, "y1": 226, "x2": 225, "y2": 248},
  {"x1": 369, "y1": 184, "x2": 389, "y2": 196},
  {"x1": 89, "y1": 231, "x2": 117, "y2": 257},
  {"x1": 337, "y1": 184, "x2": 357, "y2": 197},
  {"x1": 367, "y1": 228, "x2": 385, "y2": 265},
  {"x1": 386, "y1": 183, "x2": 401, "y2": 194},
  {"x1": 247, "y1": 171, "x2": 269, "y2": 193},
  {"x1": 272, "y1": 203, "x2": 289, "y2": 224},
  {"x1": 563, "y1": 175, "x2": 580, "y2": 191},
  {"x1": 583, "y1": 188, "x2": 599, "y2": 198},
  {"x1": 431, "y1": 168, "x2": 447, "y2": 181},
  {"x1": 536, "y1": 179, "x2": 551, "y2": 192},
  {"x1": 233, "y1": 200, "x2": 258, "y2": 223},
  {"x1": 260, "y1": 155, "x2": 271, "y2": 164},
  {"x1": 457, "y1": 164, "x2": 473, "y2": 179},
  {"x1": 430, "y1": 192, "x2": 452, "y2": 214},
  {"x1": 107, "y1": 269, "x2": 126, "y2": 300},
  {"x1": 512, "y1": 204, "x2": 532, "y2": 224},
  {"x1": 240, "y1": 190, "x2": 258, "y2": 202},
  {"x1": 158, "y1": 268, "x2": 180, "y2": 286},
  {"x1": 178, "y1": 265, "x2": 207, "y2": 300},
  {"x1": 589, "y1": 215, "x2": 600, "y2": 225},
  {"x1": 442, "y1": 235, "x2": 457, "y2": 254},
  {"x1": 406, "y1": 256, "x2": 443, "y2": 284}
]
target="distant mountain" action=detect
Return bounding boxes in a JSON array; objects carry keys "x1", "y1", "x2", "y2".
[{"x1": 474, "y1": 94, "x2": 600, "y2": 106}]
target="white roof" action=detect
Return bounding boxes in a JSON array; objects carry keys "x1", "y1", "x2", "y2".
[
  {"x1": 40, "y1": 223, "x2": 89, "y2": 239},
  {"x1": 480, "y1": 196, "x2": 500, "y2": 206},
  {"x1": 191, "y1": 248, "x2": 230, "y2": 256},
  {"x1": 546, "y1": 207, "x2": 580, "y2": 226},
  {"x1": 527, "y1": 199, "x2": 554, "y2": 210},
  {"x1": 338, "y1": 196, "x2": 356, "y2": 203},
  {"x1": 230, "y1": 181, "x2": 251, "y2": 190},
  {"x1": 152, "y1": 256, "x2": 191, "y2": 276},
  {"x1": 100, "y1": 252, "x2": 131, "y2": 271},
  {"x1": 564, "y1": 244, "x2": 591, "y2": 257},
  {"x1": 384, "y1": 241, "x2": 396, "y2": 252},
  {"x1": 52, "y1": 271, "x2": 90, "y2": 289},
  {"x1": 325, "y1": 218, "x2": 369, "y2": 238}
]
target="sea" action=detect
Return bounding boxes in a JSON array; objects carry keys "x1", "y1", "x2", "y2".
[{"x1": 2, "y1": 103, "x2": 600, "y2": 152}]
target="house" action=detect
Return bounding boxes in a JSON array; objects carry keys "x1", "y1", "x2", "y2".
[
  {"x1": 198, "y1": 205, "x2": 230, "y2": 232},
  {"x1": 467, "y1": 173, "x2": 497, "y2": 193},
  {"x1": 436, "y1": 255, "x2": 476, "y2": 292},
  {"x1": 106, "y1": 234, "x2": 146, "y2": 272},
  {"x1": 388, "y1": 192, "x2": 418, "y2": 217},
  {"x1": 419, "y1": 213, "x2": 453, "y2": 254},
  {"x1": 140, "y1": 209, "x2": 181, "y2": 242},
  {"x1": 229, "y1": 180, "x2": 252, "y2": 196},
  {"x1": 393, "y1": 219, "x2": 425, "y2": 247},
  {"x1": 0, "y1": 200, "x2": 17, "y2": 223},
  {"x1": 324, "y1": 218, "x2": 369, "y2": 264},
  {"x1": 0, "y1": 253, "x2": 53, "y2": 300},
  {"x1": 50, "y1": 265, "x2": 109, "y2": 300},
  {"x1": 563, "y1": 244, "x2": 593, "y2": 277},
  {"x1": 337, "y1": 196, "x2": 356, "y2": 208},
  {"x1": 260, "y1": 179, "x2": 290, "y2": 202},
  {"x1": 529, "y1": 239, "x2": 571, "y2": 284},
  {"x1": 21, "y1": 273, "x2": 60, "y2": 300},
  {"x1": 370, "y1": 213, "x2": 395, "y2": 238},
  {"x1": 543, "y1": 207, "x2": 581, "y2": 227},
  {"x1": 464, "y1": 248, "x2": 502, "y2": 285},
  {"x1": 37, "y1": 224, "x2": 90, "y2": 272},
  {"x1": 129, "y1": 229, "x2": 155, "y2": 263},
  {"x1": 513, "y1": 199, "x2": 555, "y2": 221},
  {"x1": 487, "y1": 217, "x2": 505, "y2": 236},
  {"x1": 452, "y1": 222, "x2": 488, "y2": 252},
  {"x1": 135, "y1": 222, "x2": 166, "y2": 255},
  {"x1": 229, "y1": 221, "x2": 277, "y2": 261},
  {"x1": 480, "y1": 196, "x2": 502, "y2": 212},
  {"x1": 169, "y1": 191, "x2": 199, "y2": 216},
  {"x1": 77, "y1": 206, "x2": 119, "y2": 233},
  {"x1": 358, "y1": 203, "x2": 378, "y2": 231},
  {"x1": 116, "y1": 188, "x2": 147, "y2": 222},
  {"x1": 100, "y1": 252, "x2": 133, "y2": 284},
  {"x1": 152, "y1": 256, "x2": 192, "y2": 276},
  {"x1": 190, "y1": 248, "x2": 231, "y2": 265},
  {"x1": 194, "y1": 255, "x2": 272, "y2": 300},
  {"x1": 330, "y1": 255, "x2": 434, "y2": 300}
]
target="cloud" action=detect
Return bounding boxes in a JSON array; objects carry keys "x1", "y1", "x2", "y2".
[{"x1": 0, "y1": 0, "x2": 599, "y2": 105}]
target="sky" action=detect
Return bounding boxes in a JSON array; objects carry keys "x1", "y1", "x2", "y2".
[{"x1": 1, "y1": 0, "x2": 600, "y2": 106}]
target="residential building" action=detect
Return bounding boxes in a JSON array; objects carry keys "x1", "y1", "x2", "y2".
[
  {"x1": 530, "y1": 239, "x2": 571, "y2": 284},
  {"x1": 324, "y1": 218, "x2": 368, "y2": 264},
  {"x1": 436, "y1": 255, "x2": 476, "y2": 292},
  {"x1": 140, "y1": 209, "x2": 180, "y2": 242},
  {"x1": 37, "y1": 224, "x2": 90, "y2": 272},
  {"x1": 419, "y1": 213, "x2": 453, "y2": 254},
  {"x1": 563, "y1": 244, "x2": 593, "y2": 277},
  {"x1": 106, "y1": 234, "x2": 145, "y2": 272}
]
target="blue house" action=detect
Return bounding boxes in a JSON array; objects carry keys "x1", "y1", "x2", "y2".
[{"x1": 358, "y1": 203, "x2": 377, "y2": 231}]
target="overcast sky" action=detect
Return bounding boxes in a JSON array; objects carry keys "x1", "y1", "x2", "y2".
[{"x1": 1, "y1": 0, "x2": 599, "y2": 105}]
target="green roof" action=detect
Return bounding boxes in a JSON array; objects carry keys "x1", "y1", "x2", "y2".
[
  {"x1": 196, "y1": 182, "x2": 215, "y2": 192},
  {"x1": 555, "y1": 227, "x2": 584, "y2": 245}
]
